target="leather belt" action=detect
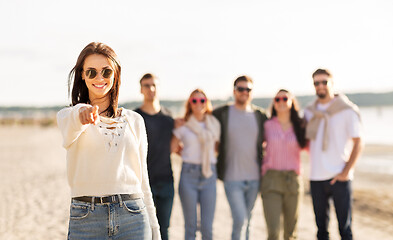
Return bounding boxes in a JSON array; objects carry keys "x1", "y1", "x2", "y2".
[{"x1": 73, "y1": 193, "x2": 143, "y2": 204}]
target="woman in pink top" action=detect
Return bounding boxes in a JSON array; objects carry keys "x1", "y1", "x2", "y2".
[{"x1": 261, "y1": 89, "x2": 307, "y2": 240}]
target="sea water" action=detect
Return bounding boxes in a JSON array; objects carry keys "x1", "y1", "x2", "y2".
[
  {"x1": 357, "y1": 106, "x2": 393, "y2": 174},
  {"x1": 360, "y1": 106, "x2": 393, "y2": 145}
]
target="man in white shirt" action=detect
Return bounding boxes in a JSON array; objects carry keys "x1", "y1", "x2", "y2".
[{"x1": 304, "y1": 69, "x2": 363, "y2": 240}]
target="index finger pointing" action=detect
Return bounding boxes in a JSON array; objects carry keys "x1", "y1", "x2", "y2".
[{"x1": 92, "y1": 105, "x2": 99, "y2": 114}]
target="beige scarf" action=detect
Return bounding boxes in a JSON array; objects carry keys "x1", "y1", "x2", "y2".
[
  {"x1": 185, "y1": 114, "x2": 221, "y2": 178},
  {"x1": 305, "y1": 94, "x2": 360, "y2": 151}
]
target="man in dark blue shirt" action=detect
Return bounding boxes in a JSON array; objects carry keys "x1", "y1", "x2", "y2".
[{"x1": 135, "y1": 73, "x2": 174, "y2": 240}]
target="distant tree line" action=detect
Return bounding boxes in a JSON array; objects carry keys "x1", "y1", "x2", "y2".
[{"x1": 1, "y1": 91, "x2": 393, "y2": 117}]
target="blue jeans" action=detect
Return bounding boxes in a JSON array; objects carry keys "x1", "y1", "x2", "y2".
[
  {"x1": 151, "y1": 181, "x2": 174, "y2": 240},
  {"x1": 310, "y1": 180, "x2": 353, "y2": 240},
  {"x1": 68, "y1": 197, "x2": 151, "y2": 240},
  {"x1": 179, "y1": 163, "x2": 217, "y2": 240},
  {"x1": 224, "y1": 180, "x2": 260, "y2": 240}
]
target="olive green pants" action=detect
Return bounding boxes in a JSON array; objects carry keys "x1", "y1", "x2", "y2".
[{"x1": 261, "y1": 170, "x2": 302, "y2": 240}]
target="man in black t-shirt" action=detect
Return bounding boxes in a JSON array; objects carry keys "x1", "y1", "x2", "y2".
[{"x1": 134, "y1": 73, "x2": 174, "y2": 240}]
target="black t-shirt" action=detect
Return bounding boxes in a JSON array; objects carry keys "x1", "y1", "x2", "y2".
[{"x1": 134, "y1": 107, "x2": 174, "y2": 185}]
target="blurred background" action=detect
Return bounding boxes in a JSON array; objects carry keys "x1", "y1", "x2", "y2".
[
  {"x1": 1, "y1": 0, "x2": 393, "y2": 142},
  {"x1": 1, "y1": 0, "x2": 393, "y2": 105},
  {"x1": 1, "y1": 1, "x2": 393, "y2": 239}
]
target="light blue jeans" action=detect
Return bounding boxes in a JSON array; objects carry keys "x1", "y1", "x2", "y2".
[
  {"x1": 224, "y1": 180, "x2": 260, "y2": 240},
  {"x1": 67, "y1": 197, "x2": 151, "y2": 240},
  {"x1": 179, "y1": 163, "x2": 217, "y2": 240}
]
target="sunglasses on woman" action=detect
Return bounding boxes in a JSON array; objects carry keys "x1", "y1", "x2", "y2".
[
  {"x1": 84, "y1": 68, "x2": 114, "y2": 79},
  {"x1": 274, "y1": 97, "x2": 288, "y2": 102},
  {"x1": 189, "y1": 97, "x2": 206, "y2": 104}
]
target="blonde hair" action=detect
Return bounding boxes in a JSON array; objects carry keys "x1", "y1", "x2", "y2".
[{"x1": 184, "y1": 89, "x2": 213, "y2": 121}]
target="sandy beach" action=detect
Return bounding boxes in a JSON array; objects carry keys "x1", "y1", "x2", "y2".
[{"x1": 0, "y1": 126, "x2": 392, "y2": 240}]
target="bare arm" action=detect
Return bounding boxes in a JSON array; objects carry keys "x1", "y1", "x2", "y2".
[
  {"x1": 330, "y1": 137, "x2": 363, "y2": 185},
  {"x1": 170, "y1": 135, "x2": 183, "y2": 155}
]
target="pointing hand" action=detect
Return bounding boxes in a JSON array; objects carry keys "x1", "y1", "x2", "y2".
[{"x1": 79, "y1": 105, "x2": 100, "y2": 125}]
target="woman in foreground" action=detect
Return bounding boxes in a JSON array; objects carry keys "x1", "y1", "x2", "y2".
[{"x1": 57, "y1": 42, "x2": 160, "y2": 239}]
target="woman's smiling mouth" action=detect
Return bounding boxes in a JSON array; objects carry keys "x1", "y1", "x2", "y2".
[{"x1": 93, "y1": 83, "x2": 107, "y2": 89}]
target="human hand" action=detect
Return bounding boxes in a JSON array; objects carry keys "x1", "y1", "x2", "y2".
[
  {"x1": 175, "y1": 143, "x2": 183, "y2": 155},
  {"x1": 171, "y1": 140, "x2": 183, "y2": 155},
  {"x1": 330, "y1": 171, "x2": 349, "y2": 185},
  {"x1": 79, "y1": 105, "x2": 100, "y2": 125}
]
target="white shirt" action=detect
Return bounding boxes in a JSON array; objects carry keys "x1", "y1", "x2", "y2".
[
  {"x1": 57, "y1": 104, "x2": 160, "y2": 237},
  {"x1": 173, "y1": 123, "x2": 217, "y2": 165},
  {"x1": 304, "y1": 101, "x2": 362, "y2": 181}
]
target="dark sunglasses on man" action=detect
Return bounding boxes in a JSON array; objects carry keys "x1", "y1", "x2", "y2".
[
  {"x1": 313, "y1": 80, "x2": 328, "y2": 87},
  {"x1": 235, "y1": 86, "x2": 252, "y2": 93}
]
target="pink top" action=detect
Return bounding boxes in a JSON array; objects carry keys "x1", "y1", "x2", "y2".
[{"x1": 262, "y1": 117, "x2": 302, "y2": 175}]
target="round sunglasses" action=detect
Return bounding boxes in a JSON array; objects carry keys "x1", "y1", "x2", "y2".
[
  {"x1": 189, "y1": 97, "x2": 206, "y2": 104},
  {"x1": 274, "y1": 96, "x2": 288, "y2": 102},
  {"x1": 84, "y1": 68, "x2": 114, "y2": 79}
]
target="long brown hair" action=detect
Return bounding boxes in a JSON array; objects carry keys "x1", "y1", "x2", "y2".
[
  {"x1": 68, "y1": 42, "x2": 121, "y2": 117},
  {"x1": 271, "y1": 89, "x2": 307, "y2": 148},
  {"x1": 184, "y1": 89, "x2": 213, "y2": 121}
]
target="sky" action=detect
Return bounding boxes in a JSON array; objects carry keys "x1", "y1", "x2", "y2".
[{"x1": 1, "y1": 0, "x2": 393, "y2": 106}]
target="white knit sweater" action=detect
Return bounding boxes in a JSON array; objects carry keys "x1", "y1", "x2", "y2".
[{"x1": 57, "y1": 103, "x2": 160, "y2": 238}]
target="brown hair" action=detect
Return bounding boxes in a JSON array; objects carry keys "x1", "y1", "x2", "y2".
[
  {"x1": 233, "y1": 75, "x2": 253, "y2": 87},
  {"x1": 312, "y1": 69, "x2": 332, "y2": 78},
  {"x1": 68, "y1": 42, "x2": 121, "y2": 117},
  {"x1": 270, "y1": 89, "x2": 307, "y2": 148},
  {"x1": 184, "y1": 89, "x2": 213, "y2": 121},
  {"x1": 139, "y1": 73, "x2": 157, "y2": 85}
]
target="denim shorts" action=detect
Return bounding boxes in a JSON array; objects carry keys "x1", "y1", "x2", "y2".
[{"x1": 68, "y1": 197, "x2": 152, "y2": 240}]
